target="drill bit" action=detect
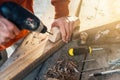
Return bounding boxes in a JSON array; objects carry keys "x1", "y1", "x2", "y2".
[
  {"x1": 46, "y1": 31, "x2": 53, "y2": 35},
  {"x1": 89, "y1": 69, "x2": 120, "y2": 77},
  {"x1": 92, "y1": 47, "x2": 103, "y2": 51}
]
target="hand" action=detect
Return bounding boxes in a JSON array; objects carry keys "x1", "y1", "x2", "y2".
[
  {"x1": 51, "y1": 17, "x2": 74, "y2": 43},
  {"x1": 0, "y1": 15, "x2": 20, "y2": 45}
]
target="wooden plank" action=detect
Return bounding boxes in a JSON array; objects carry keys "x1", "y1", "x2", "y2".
[
  {"x1": 79, "y1": 21, "x2": 120, "y2": 45},
  {"x1": 0, "y1": 32, "x2": 65, "y2": 80},
  {"x1": 79, "y1": 0, "x2": 120, "y2": 31}
]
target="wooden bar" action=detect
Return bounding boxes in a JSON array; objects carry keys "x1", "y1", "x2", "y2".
[{"x1": 0, "y1": 32, "x2": 65, "y2": 80}]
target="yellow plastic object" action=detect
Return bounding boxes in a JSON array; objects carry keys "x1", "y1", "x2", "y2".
[
  {"x1": 89, "y1": 46, "x2": 92, "y2": 55},
  {"x1": 68, "y1": 48, "x2": 74, "y2": 56}
]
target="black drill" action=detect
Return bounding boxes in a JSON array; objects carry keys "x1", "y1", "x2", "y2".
[
  {"x1": 0, "y1": 2, "x2": 52, "y2": 50},
  {"x1": 0, "y1": 1, "x2": 49, "y2": 33}
]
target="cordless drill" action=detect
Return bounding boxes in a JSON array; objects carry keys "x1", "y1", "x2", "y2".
[{"x1": 0, "y1": 2, "x2": 51, "y2": 50}]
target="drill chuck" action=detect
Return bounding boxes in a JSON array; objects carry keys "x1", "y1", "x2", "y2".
[{"x1": 0, "y1": 1, "x2": 47, "y2": 33}]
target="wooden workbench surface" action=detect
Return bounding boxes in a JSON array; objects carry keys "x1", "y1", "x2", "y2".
[{"x1": 1, "y1": 0, "x2": 120, "y2": 80}]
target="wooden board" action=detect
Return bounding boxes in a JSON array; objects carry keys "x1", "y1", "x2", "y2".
[
  {"x1": 79, "y1": 0, "x2": 120, "y2": 31},
  {"x1": 79, "y1": 21, "x2": 120, "y2": 45},
  {"x1": 0, "y1": 32, "x2": 65, "y2": 80}
]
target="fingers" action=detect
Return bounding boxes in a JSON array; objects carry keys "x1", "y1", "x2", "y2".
[
  {"x1": 64, "y1": 18, "x2": 71, "y2": 42},
  {"x1": 59, "y1": 22, "x2": 67, "y2": 42},
  {"x1": 52, "y1": 17, "x2": 74, "y2": 43},
  {"x1": 0, "y1": 17, "x2": 20, "y2": 44},
  {"x1": 69, "y1": 19, "x2": 74, "y2": 40},
  {"x1": 3, "y1": 19, "x2": 20, "y2": 36},
  {"x1": 0, "y1": 21, "x2": 10, "y2": 44},
  {"x1": 0, "y1": 35, "x2": 11, "y2": 44},
  {"x1": 66, "y1": 18, "x2": 74, "y2": 41},
  {"x1": 60, "y1": 17, "x2": 74, "y2": 43},
  {"x1": 2, "y1": 23, "x2": 16, "y2": 40},
  {"x1": 11, "y1": 25, "x2": 20, "y2": 36}
]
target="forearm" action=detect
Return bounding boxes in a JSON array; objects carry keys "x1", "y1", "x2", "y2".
[{"x1": 51, "y1": 0, "x2": 70, "y2": 19}]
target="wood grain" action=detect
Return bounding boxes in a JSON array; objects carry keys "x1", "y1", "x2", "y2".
[{"x1": 0, "y1": 33, "x2": 65, "y2": 80}]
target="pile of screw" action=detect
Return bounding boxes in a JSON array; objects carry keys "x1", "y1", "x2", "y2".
[{"x1": 45, "y1": 60, "x2": 80, "y2": 80}]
